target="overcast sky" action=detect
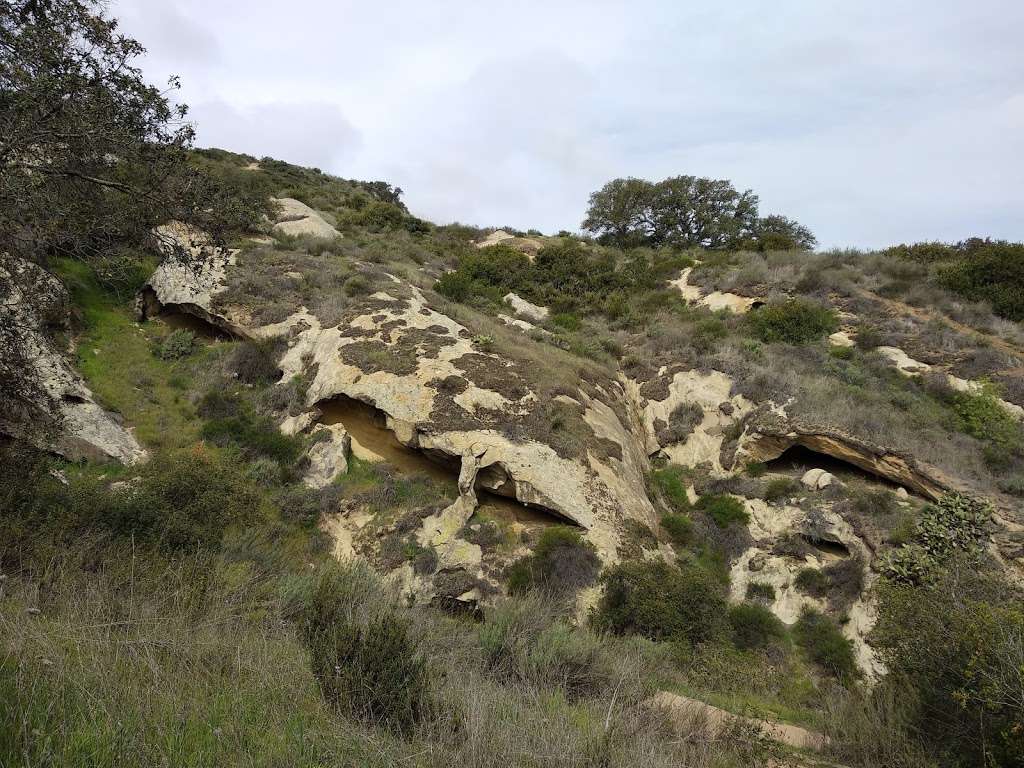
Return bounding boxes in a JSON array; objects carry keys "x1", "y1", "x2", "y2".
[{"x1": 112, "y1": 0, "x2": 1023, "y2": 249}]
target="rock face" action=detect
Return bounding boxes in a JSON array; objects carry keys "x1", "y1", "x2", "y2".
[
  {"x1": 0, "y1": 255, "x2": 146, "y2": 464},
  {"x1": 304, "y1": 423, "x2": 351, "y2": 488},
  {"x1": 670, "y1": 267, "x2": 762, "y2": 314},
  {"x1": 738, "y1": 419, "x2": 953, "y2": 500},
  {"x1": 144, "y1": 245, "x2": 659, "y2": 584},
  {"x1": 271, "y1": 197, "x2": 340, "y2": 239},
  {"x1": 503, "y1": 292, "x2": 549, "y2": 323}
]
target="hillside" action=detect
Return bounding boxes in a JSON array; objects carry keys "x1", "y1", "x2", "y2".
[{"x1": 3, "y1": 146, "x2": 1024, "y2": 768}]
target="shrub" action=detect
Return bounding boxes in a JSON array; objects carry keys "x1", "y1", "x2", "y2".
[
  {"x1": 64, "y1": 449, "x2": 258, "y2": 554},
  {"x1": 873, "y1": 565, "x2": 1024, "y2": 766},
  {"x1": 660, "y1": 512, "x2": 693, "y2": 545},
  {"x1": 649, "y1": 465, "x2": 691, "y2": 513},
  {"x1": 655, "y1": 401, "x2": 703, "y2": 445},
  {"x1": 156, "y1": 329, "x2": 194, "y2": 359},
  {"x1": 762, "y1": 476, "x2": 800, "y2": 502},
  {"x1": 745, "y1": 581, "x2": 776, "y2": 602},
  {"x1": 198, "y1": 391, "x2": 305, "y2": 466},
  {"x1": 296, "y1": 564, "x2": 432, "y2": 735},
  {"x1": 695, "y1": 493, "x2": 749, "y2": 528},
  {"x1": 747, "y1": 298, "x2": 838, "y2": 344},
  {"x1": 479, "y1": 596, "x2": 607, "y2": 696},
  {"x1": 728, "y1": 602, "x2": 785, "y2": 650},
  {"x1": 882, "y1": 493, "x2": 991, "y2": 585},
  {"x1": 949, "y1": 383, "x2": 1023, "y2": 455},
  {"x1": 794, "y1": 567, "x2": 829, "y2": 596},
  {"x1": 794, "y1": 608, "x2": 858, "y2": 681},
  {"x1": 593, "y1": 560, "x2": 727, "y2": 644},
  {"x1": 552, "y1": 312, "x2": 581, "y2": 331},
  {"x1": 229, "y1": 339, "x2": 284, "y2": 385},
  {"x1": 506, "y1": 526, "x2": 600, "y2": 597},
  {"x1": 937, "y1": 239, "x2": 1024, "y2": 321}
]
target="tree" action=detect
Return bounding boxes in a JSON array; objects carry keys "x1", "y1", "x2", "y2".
[
  {"x1": 750, "y1": 214, "x2": 817, "y2": 251},
  {"x1": 649, "y1": 175, "x2": 759, "y2": 248},
  {"x1": 581, "y1": 177, "x2": 655, "y2": 247},
  {"x1": 0, "y1": 0, "x2": 263, "y2": 283},
  {"x1": 0, "y1": 0, "x2": 262, "y2": 429},
  {"x1": 582, "y1": 174, "x2": 792, "y2": 250}
]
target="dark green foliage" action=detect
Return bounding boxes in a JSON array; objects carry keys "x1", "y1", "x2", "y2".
[
  {"x1": 649, "y1": 465, "x2": 691, "y2": 513},
  {"x1": 728, "y1": 602, "x2": 785, "y2": 650},
  {"x1": 435, "y1": 239, "x2": 691, "y2": 320},
  {"x1": 794, "y1": 609, "x2": 858, "y2": 682},
  {"x1": 229, "y1": 339, "x2": 284, "y2": 385},
  {"x1": 197, "y1": 390, "x2": 304, "y2": 465},
  {"x1": 656, "y1": 401, "x2": 703, "y2": 445},
  {"x1": 582, "y1": 176, "x2": 814, "y2": 250},
  {"x1": 873, "y1": 565, "x2": 1024, "y2": 767},
  {"x1": 747, "y1": 214, "x2": 817, "y2": 251},
  {"x1": 0, "y1": 445, "x2": 258, "y2": 566},
  {"x1": 593, "y1": 560, "x2": 726, "y2": 644},
  {"x1": 695, "y1": 494, "x2": 749, "y2": 528},
  {"x1": 947, "y1": 384, "x2": 1024, "y2": 459},
  {"x1": 155, "y1": 329, "x2": 194, "y2": 359},
  {"x1": 297, "y1": 566, "x2": 432, "y2": 735},
  {"x1": 762, "y1": 476, "x2": 800, "y2": 502},
  {"x1": 794, "y1": 567, "x2": 828, "y2": 596},
  {"x1": 882, "y1": 493, "x2": 991, "y2": 585},
  {"x1": 745, "y1": 581, "x2": 776, "y2": 602},
  {"x1": 660, "y1": 513, "x2": 693, "y2": 545},
  {"x1": 506, "y1": 526, "x2": 600, "y2": 597},
  {"x1": 937, "y1": 239, "x2": 1024, "y2": 321},
  {"x1": 746, "y1": 299, "x2": 838, "y2": 344}
]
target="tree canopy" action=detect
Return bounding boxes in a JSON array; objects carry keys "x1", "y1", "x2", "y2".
[
  {"x1": 581, "y1": 175, "x2": 816, "y2": 251},
  {"x1": 0, "y1": 0, "x2": 264, "y2": 285}
]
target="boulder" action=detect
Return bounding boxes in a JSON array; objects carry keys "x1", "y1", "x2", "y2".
[
  {"x1": 304, "y1": 423, "x2": 351, "y2": 489},
  {"x1": 801, "y1": 468, "x2": 836, "y2": 490},
  {"x1": 271, "y1": 197, "x2": 339, "y2": 239},
  {"x1": 502, "y1": 292, "x2": 549, "y2": 323}
]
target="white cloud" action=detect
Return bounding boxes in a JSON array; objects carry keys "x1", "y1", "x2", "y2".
[{"x1": 111, "y1": 0, "x2": 1024, "y2": 248}]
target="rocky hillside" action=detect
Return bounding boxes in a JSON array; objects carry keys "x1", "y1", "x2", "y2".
[{"x1": 4, "y1": 149, "x2": 1024, "y2": 768}]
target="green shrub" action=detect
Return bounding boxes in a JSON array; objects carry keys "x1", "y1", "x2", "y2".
[
  {"x1": 593, "y1": 559, "x2": 726, "y2": 644},
  {"x1": 949, "y1": 383, "x2": 1023, "y2": 455},
  {"x1": 156, "y1": 329, "x2": 194, "y2": 359},
  {"x1": 198, "y1": 391, "x2": 304, "y2": 466},
  {"x1": 762, "y1": 476, "x2": 800, "y2": 502},
  {"x1": 745, "y1": 581, "x2": 776, "y2": 602},
  {"x1": 660, "y1": 512, "x2": 693, "y2": 545},
  {"x1": 552, "y1": 312, "x2": 581, "y2": 331},
  {"x1": 728, "y1": 602, "x2": 785, "y2": 650},
  {"x1": 506, "y1": 526, "x2": 600, "y2": 597},
  {"x1": 296, "y1": 564, "x2": 432, "y2": 735},
  {"x1": 649, "y1": 465, "x2": 691, "y2": 513},
  {"x1": 937, "y1": 239, "x2": 1024, "y2": 321},
  {"x1": 229, "y1": 339, "x2": 284, "y2": 385},
  {"x1": 882, "y1": 493, "x2": 991, "y2": 585},
  {"x1": 829, "y1": 344, "x2": 854, "y2": 360},
  {"x1": 744, "y1": 461, "x2": 767, "y2": 477},
  {"x1": 695, "y1": 493, "x2": 749, "y2": 528},
  {"x1": 479, "y1": 596, "x2": 607, "y2": 697},
  {"x1": 794, "y1": 567, "x2": 829, "y2": 596},
  {"x1": 747, "y1": 298, "x2": 838, "y2": 344},
  {"x1": 794, "y1": 608, "x2": 858, "y2": 681},
  {"x1": 873, "y1": 565, "x2": 1024, "y2": 766}
]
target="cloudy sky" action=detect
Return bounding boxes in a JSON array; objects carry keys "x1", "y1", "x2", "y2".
[{"x1": 112, "y1": 0, "x2": 1023, "y2": 248}]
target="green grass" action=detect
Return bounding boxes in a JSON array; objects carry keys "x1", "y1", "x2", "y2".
[{"x1": 56, "y1": 259, "x2": 223, "y2": 450}]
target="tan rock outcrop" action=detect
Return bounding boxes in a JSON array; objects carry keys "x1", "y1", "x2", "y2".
[
  {"x1": 304, "y1": 423, "x2": 351, "y2": 488},
  {"x1": 1, "y1": 255, "x2": 146, "y2": 464},
  {"x1": 503, "y1": 292, "x2": 549, "y2": 323},
  {"x1": 271, "y1": 197, "x2": 340, "y2": 239}
]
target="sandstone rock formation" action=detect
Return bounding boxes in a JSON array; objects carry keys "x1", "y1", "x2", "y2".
[
  {"x1": 503, "y1": 292, "x2": 549, "y2": 323},
  {"x1": 271, "y1": 197, "x2": 340, "y2": 239},
  {"x1": 0, "y1": 255, "x2": 146, "y2": 464},
  {"x1": 670, "y1": 267, "x2": 762, "y2": 314}
]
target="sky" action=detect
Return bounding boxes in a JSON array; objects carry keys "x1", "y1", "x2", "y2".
[{"x1": 112, "y1": 0, "x2": 1024, "y2": 249}]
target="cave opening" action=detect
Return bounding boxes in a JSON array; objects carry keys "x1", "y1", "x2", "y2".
[
  {"x1": 138, "y1": 288, "x2": 234, "y2": 341},
  {"x1": 762, "y1": 444, "x2": 900, "y2": 490},
  {"x1": 315, "y1": 394, "x2": 574, "y2": 528}
]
